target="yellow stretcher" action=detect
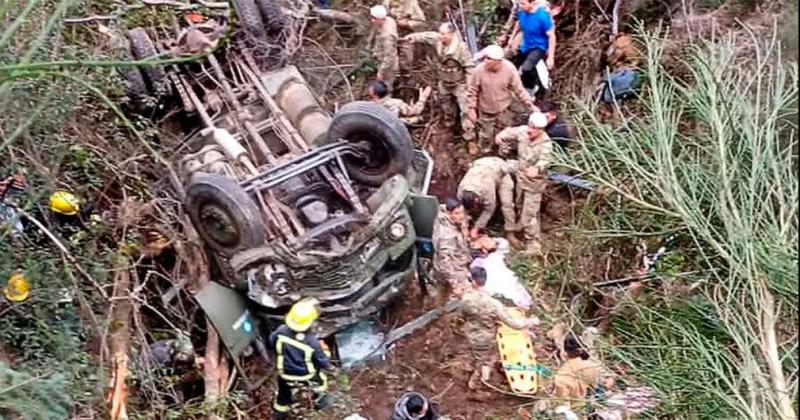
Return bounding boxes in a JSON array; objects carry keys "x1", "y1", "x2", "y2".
[{"x1": 496, "y1": 307, "x2": 539, "y2": 395}]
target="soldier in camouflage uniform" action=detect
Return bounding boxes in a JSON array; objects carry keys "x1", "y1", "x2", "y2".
[
  {"x1": 382, "y1": 0, "x2": 426, "y2": 31},
  {"x1": 495, "y1": 112, "x2": 553, "y2": 254},
  {"x1": 403, "y1": 23, "x2": 475, "y2": 142},
  {"x1": 431, "y1": 198, "x2": 471, "y2": 294},
  {"x1": 467, "y1": 45, "x2": 536, "y2": 156},
  {"x1": 368, "y1": 80, "x2": 431, "y2": 122},
  {"x1": 457, "y1": 157, "x2": 521, "y2": 248},
  {"x1": 455, "y1": 266, "x2": 539, "y2": 389},
  {"x1": 370, "y1": 5, "x2": 400, "y2": 90}
]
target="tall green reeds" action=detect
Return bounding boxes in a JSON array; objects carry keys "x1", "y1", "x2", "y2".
[{"x1": 562, "y1": 26, "x2": 798, "y2": 419}]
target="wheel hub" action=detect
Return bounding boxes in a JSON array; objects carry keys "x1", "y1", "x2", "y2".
[{"x1": 199, "y1": 204, "x2": 239, "y2": 246}]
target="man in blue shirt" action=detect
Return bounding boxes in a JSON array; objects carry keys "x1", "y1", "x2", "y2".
[{"x1": 512, "y1": 0, "x2": 557, "y2": 95}]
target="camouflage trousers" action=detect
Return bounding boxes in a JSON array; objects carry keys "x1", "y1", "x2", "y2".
[
  {"x1": 490, "y1": 174, "x2": 517, "y2": 231},
  {"x1": 477, "y1": 109, "x2": 515, "y2": 156},
  {"x1": 379, "y1": 66, "x2": 398, "y2": 91},
  {"x1": 466, "y1": 329, "x2": 499, "y2": 387},
  {"x1": 516, "y1": 178, "x2": 547, "y2": 241},
  {"x1": 439, "y1": 82, "x2": 474, "y2": 141}
]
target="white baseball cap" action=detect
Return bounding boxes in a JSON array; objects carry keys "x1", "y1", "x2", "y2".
[
  {"x1": 370, "y1": 5, "x2": 388, "y2": 19},
  {"x1": 483, "y1": 44, "x2": 504, "y2": 60},
  {"x1": 528, "y1": 112, "x2": 548, "y2": 128}
]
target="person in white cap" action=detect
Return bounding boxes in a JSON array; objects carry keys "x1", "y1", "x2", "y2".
[
  {"x1": 466, "y1": 44, "x2": 536, "y2": 156},
  {"x1": 402, "y1": 22, "x2": 475, "y2": 141},
  {"x1": 369, "y1": 5, "x2": 399, "y2": 90},
  {"x1": 494, "y1": 111, "x2": 553, "y2": 254}
]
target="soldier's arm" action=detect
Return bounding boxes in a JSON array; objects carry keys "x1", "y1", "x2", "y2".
[
  {"x1": 404, "y1": 86, "x2": 432, "y2": 116},
  {"x1": 403, "y1": 31, "x2": 438, "y2": 46},
  {"x1": 309, "y1": 336, "x2": 334, "y2": 370},
  {"x1": 466, "y1": 71, "x2": 479, "y2": 115},
  {"x1": 535, "y1": 138, "x2": 554, "y2": 170},
  {"x1": 410, "y1": 0, "x2": 426, "y2": 23},
  {"x1": 493, "y1": 301, "x2": 530, "y2": 330},
  {"x1": 268, "y1": 329, "x2": 279, "y2": 349},
  {"x1": 397, "y1": 100, "x2": 421, "y2": 117},
  {"x1": 459, "y1": 43, "x2": 475, "y2": 76},
  {"x1": 495, "y1": 126, "x2": 518, "y2": 146}
]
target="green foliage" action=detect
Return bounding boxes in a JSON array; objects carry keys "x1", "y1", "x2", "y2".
[
  {"x1": 608, "y1": 299, "x2": 737, "y2": 418},
  {"x1": 562, "y1": 25, "x2": 799, "y2": 419},
  {"x1": 0, "y1": 363, "x2": 72, "y2": 419}
]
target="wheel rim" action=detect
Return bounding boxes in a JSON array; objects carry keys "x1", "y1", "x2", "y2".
[{"x1": 199, "y1": 203, "x2": 240, "y2": 246}]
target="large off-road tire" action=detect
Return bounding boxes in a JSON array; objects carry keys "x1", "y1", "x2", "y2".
[
  {"x1": 257, "y1": 0, "x2": 286, "y2": 35},
  {"x1": 128, "y1": 27, "x2": 168, "y2": 96},
  {"x1": 184, "y1": 173, "x2": 266, "y2": 256},
  {"x1": 124, "y1": 68, "x2": 151, "y2": 111},
  {"x1": 232, "y1": 0, "x2": 268, "y2": 41},
  {"x1": 325, "y1": 101, "x2": 413, "y2": 186}
]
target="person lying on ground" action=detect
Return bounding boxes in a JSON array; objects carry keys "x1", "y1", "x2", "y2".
[
  {"x1": 538, "y1": 100, "x2": 572, "y2": 149},
  {"x1": 390, "y1": 392, "x2": 439, "y2": 420},
  {"x1": 458, "y1": 156, "x2": 521, "y2": 248},
  {"x1": 368, "y1": 79, "x2": 432, "y2": 121},
  {"x1": 454, "y1": 266, "x2": 540, "y2": 390},
  {"x1": 466, "y1": 44, "x2": 537, "y2": 156},
  {"x1": 469, "y1": 236, "x2": 534, "y2": 309}
]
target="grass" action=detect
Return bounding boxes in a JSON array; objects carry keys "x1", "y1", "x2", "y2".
[{"x1": 560, "y1": 24, "x2": 798, "y2": 419}]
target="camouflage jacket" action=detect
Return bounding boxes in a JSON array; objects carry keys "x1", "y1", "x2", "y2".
[
  {"x1": 372, "y1": 17, "x2": 400, "y2": 73},
  {"x1": 457, "y1": 157, "x2": 518, "y2": 230},
  {"x1": 431, "y1": 205, "x2": 471, "y2": 283},
  {"x1": 377, "y1": 93, "x2": 428, "y2": 118},
  {"x1": 404, "y1": 31, "x2": 474, "y2": 75},
  {"x1": 460, "y1": 287, "x2": 529, "y2": 351},
  {"x1": 495, "y1": 126, "x2": 553, "y2": 186},
  {"x1": 382, "y1": 0, "x2": 425, "y2": 24}
]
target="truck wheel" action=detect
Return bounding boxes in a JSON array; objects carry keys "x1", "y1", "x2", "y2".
[
  {"x1": 232, "y1": 0, "x2": 268, "y2": 42},
  {"x1": 128, "y1": 27, "x2": 168, "y2": 96},
  {"x1": 325, "y1": 101, "x2": 413, "y2": 187},
  {"x1": 124, "y1": 68, "x2": 151, "y2": 111},
  {"x1": 185, "y1": 173, "x2": 266, "y2": 256},
  {"x1": 257, "y1": 0, "x2": 286, "y2": 35}
]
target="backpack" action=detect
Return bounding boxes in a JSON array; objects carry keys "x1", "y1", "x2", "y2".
[{"x1": 600, "y1": 68, "x2": 640, "y2": 104}]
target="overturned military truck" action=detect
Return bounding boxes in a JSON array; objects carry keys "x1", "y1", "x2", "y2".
[{"x1": 124, "y1": 12, "x2": 439, "y2": 357}]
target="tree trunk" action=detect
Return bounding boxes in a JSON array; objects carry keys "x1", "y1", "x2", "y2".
[{"x1": 107, "y1": 259, "x2": 133, "y2": 420}]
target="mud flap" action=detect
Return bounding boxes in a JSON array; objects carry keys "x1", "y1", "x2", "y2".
[
  {"x1": 496, "y1": 307, "x2": 538, "y2": 395},
  {"x1": 195, "y1": 281, "x2": 260, "y2": 358},
  {"x1": 408, "y1": 194, "x2": 438, "y2": 240}
]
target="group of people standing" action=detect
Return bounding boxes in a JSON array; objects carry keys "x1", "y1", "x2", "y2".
[{"x1": 267, "y1": 1, "x2": 592, "y2": 419}]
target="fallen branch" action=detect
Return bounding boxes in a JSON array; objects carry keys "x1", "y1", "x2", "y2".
[
  {"x1": 16, "y1": 207, "x2": 109, "y2": 299},
  {"x1": 312, "y1": 8, "x2": 357, "y2": 25},
  {"x1": 385, "y1": 299, "x2": 463, "y2": 346},
  {"x1": 611, "y1": 0, "x2": 621, "y2": 36},
  {"x1": 106, "y1": 260, "x2": 134, "y2": 420}
]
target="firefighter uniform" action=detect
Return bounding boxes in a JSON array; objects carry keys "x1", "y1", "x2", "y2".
[{"x1": 269, "y1": 299, "x2": 333, "y2": 419}]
